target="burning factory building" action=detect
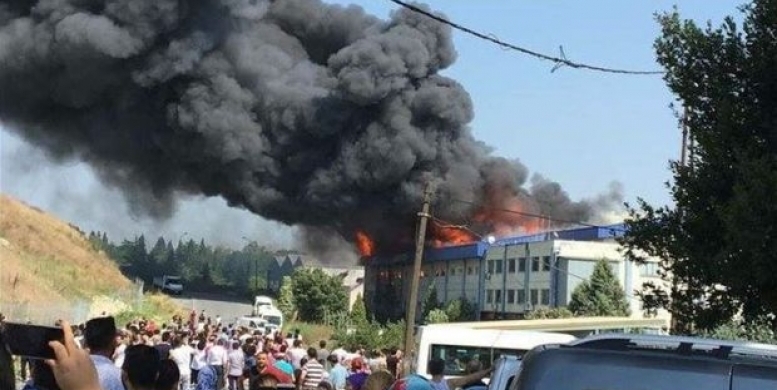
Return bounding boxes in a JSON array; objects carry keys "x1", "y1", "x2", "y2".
[
  {"x1": 362, "y1": 222, "x2": 670, "y2": 323},
  {"x1": 0, "y1": 0, "x2": 638, "y2": 322}
]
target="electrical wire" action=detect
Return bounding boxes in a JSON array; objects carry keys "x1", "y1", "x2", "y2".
[
  {"x1": 388, "y1": 0, "x2": 663, "y2": 76},
  {"x1": 448, "y1": 198, "x2": 628, "y2": 233}
]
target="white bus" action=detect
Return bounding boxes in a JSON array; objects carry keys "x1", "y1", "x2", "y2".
[
  {"x1": 444, "y1": 317, "x2": 670, "y2": 338},
  {"x1": 414, "y1": 326, "x2": 576, "y2": 379}
]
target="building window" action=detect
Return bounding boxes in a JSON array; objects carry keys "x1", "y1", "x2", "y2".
[
  {"x1": 508, "y1": 258, "x2": 516, "y2": 273},
  {"x1": 486, "y1": 289, "x2": 493, "y2": 304},
  {"x1": 450, "y1": 268, "x2": 455, "y2": 276},
  {"x1": 507, "y1": 289, "x2": 516, "y2": 304},
  {"x1": 495, "y1": 289, "x2": 502, "y2": 304},
  {"x1": 518, "y1": 258, "x2": 527, "y2": 272},
  {"x1": 531, "y1": 257, "x2": 540, "y2": 272},
  {"x1": 495, "y1": 259, "x2": 503, "y2": 274},
  {"x1": 467, "y1": 266, "x2": 473, "y2": 275},
  {"x1": 530, "y1": 289, "x2": 539, "y2": 305},
  {"x1": 541, "y1": 289, "x2": 550, "y2": 305},
  {"x1": 487, "y1": 260, "x2": 494, "y2": 274},
  {"x1": 542, "y1": 256, "x2": 551, "y2": 271},
  {"x1": 640, "y1": 262, "x2": 660, "y2": 277},
  {"x1": 517, "y1": 290, "x2": 526, "y2": 304}
]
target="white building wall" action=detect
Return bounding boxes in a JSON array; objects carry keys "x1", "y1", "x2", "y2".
[{"x1": 479, "y1": 240, "x2": 671, "y2": 321}]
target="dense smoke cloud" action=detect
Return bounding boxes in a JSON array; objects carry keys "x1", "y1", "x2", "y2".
[{"x1": 0, "y1": 0, "x2": 621, "y2": 256}]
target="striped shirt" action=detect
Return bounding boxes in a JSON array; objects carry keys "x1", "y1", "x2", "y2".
[{"x1": 302, "y1": 359, "x2": 326, "y2": 389}]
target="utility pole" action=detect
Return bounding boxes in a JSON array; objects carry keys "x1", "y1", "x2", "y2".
[{"x1": 404, "y1": 182, "x2": 434, "y2": 365}]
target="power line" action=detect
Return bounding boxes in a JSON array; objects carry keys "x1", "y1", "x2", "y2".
[
  {"x1": 388, "y1": 0, "x2": 663, "y2": 76},
  {"x1": 449, "y1": 198, "x2": 628, "y2": 233}
]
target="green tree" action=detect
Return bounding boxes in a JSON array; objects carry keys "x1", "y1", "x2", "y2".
[
  {"x1": 149, "y1": 237, "x2": 168, "y2": 274},
  {"x1": 444, "y1": 297, "x2": 477, "y2": 322},
  {"x1": 568, "y1": 259, "x2": 630, "y2": 317},
  {"x1": 421, "y1": 283, "x2": 440, "y2": 320},
  {"x1": 524, "y1": 307, "x2": 574, "y2": 320},
  {"x1": 350, "y1": 293, "x2": 368, "y2": 325},
  {"x1": 620, "y1": 1, "x2": 777, "y2": 332},
  {"x1": 425, "y1": 308, "x2": 449, "y2": 324},
  {"x1": 291, "y1": 268, "x2": 348, "y2": 322},
  {"x1": 277, "y1": 276, "x2": 295, "y2": 320},
  {"x1": 702, "y1": 316, "x2": 777, "y2": 343}
]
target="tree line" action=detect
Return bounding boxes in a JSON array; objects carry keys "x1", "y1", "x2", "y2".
[{"x1": 87, "y1": 231, "x2": 287, "y2": 295}]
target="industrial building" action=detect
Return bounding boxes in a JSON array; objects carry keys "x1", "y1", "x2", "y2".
[{"x1": 363, "y1": 224, "x2": 669, "y2": 322}]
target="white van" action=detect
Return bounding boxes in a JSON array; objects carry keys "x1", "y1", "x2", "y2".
[
  {"x1": 236, "y1": 316, "x2": 267, "y2": 334},
  {"x1": 415, "y1": 325, "x2": 576, "y2": 380}
]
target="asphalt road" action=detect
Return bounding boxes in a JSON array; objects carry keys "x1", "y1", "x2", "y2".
[{"x1": 171, "y1": 292, "x2": 255, "y2": 325}]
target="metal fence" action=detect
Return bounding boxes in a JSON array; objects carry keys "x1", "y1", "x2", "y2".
[{"x1": 0, "y1": 279, "x2": 145, "y2": 325}]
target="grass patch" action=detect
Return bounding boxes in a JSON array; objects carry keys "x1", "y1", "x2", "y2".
[
  {"x1": 115, "y1": 293, "x2": 187, "y2": 326},
  {"x1": 0, "y1": 194, "x2": 131, "y2": 313},
  {"x1": 286, "y1": 321, "x2": 335, "y2": 345}
]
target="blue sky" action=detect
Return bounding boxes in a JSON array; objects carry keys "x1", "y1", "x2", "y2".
[
  {"x1": 0, "y1": 1, "x2": 745, "y2": 249},
  {"x1": 326, "y1": 0, "x2": 743, "y2": 207}
]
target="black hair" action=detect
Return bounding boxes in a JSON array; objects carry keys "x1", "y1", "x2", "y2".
[
  {"x1": 307, "y1": 347, "x2": 317, "y2": 359},
  {"x1": 84, "y1": 316, "x2": 117, "y2": 351},
  {"x1": 0, "y1": 330, "x2": 15, "y2": 390},
  {"x1": 428, "y1": 358, "x2": 445, "y2": 376},
  {"x1": 154, "y1": 359, "x2": 180, "y2": 390},
  {"x1": 319, "y1": 340, "x2": 327, "y2": 348},
  {"x1": 123, "y1": 344, "x2": 161, "y2": 389},
  {"x1": 31, "y1": 359, "x2": 61, "y2": 390}
]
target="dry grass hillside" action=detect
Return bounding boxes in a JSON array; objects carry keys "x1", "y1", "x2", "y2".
[{"x1": 0, "y1": 194, "x2": 136, "y2": 322}]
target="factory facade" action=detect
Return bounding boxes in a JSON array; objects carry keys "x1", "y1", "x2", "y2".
[{"x1": 363, "y1": 224, "x2": 669, "y2": 322}]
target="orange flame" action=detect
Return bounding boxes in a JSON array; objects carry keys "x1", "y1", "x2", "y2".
[
  {"x1": 430, "y1": 224, "x2": 478, "y2": 248},
  {"x1": 355, "y1": 231, "x2": 375, "y2": 257},
  {"x1": 474, "y1": 196, "x2": 543, "y2": 237}
]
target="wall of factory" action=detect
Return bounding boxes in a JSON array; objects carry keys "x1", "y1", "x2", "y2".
[{"x1": 364, "y1": 236, "x2": 670, "y2": 323}]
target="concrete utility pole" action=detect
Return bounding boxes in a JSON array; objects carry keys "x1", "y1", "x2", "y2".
[{"x1": 404, "y1": 182, "x2": 434, "y2": 363}]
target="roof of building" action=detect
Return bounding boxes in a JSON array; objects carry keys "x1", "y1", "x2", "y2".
[{"x1": 366, "y1": 223, "x2": 627, "y2": 265}]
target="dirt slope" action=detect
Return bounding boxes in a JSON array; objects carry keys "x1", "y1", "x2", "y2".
[{"x1": 0, "y1": 194, "x2": 133, "y2": 322}]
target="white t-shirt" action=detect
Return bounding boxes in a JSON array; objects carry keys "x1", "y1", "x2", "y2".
[
  {"x1": 191, "y1": 349, "x2": 208, "y2": 371},
  {"x1": 288, "y1": 347, "x2": 307, "y2": 370},
  {"x1": 170, "y1": 345, "x2": 195, "y2": 376},
  {"x1": 113, "y1": 343, "x2": 127, "y2": 368},
  {"x1": 207, "y1": 345, "x2": 228, "y2": 366},
  {"x1": 227, "y1": 349, "x2": 245, "y2": 377}
]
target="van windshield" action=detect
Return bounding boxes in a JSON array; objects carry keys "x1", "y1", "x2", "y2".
[
  {"x1": 429, "y1": 344, "x2": 527, "y2": 376},
  {"x1": 264, "y1": 315, "x2": 282, "y2": 326}
]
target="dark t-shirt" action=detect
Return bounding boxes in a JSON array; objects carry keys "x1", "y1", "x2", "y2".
[
  {"x1": 155, "y1": 343, "x2": 172, "y2": 360},
  {"x1": 347, "y1": 372, "x2": 369, "y2": 390}
]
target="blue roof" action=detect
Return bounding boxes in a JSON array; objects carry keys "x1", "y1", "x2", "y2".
[
  {"x1": 365, "y1": 223, "x2": 627, "y2": 265},
  {"x1": 493, "y1": 223, "x2": 626, "y2": 246}
]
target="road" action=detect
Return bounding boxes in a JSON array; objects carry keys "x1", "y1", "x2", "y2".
[{"x1": 171, "y1": 292, "x2": 254, "y2": 325}]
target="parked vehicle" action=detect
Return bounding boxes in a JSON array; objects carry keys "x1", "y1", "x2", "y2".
[
  {"x1": 486, "y1": 355, "x2": 521, "y2": 390},
  {"x1": 236, "y1": 316, "x2": 267, "y2": 334},
  {"x1": 415, "y1": 325, "x2": 575, "y2": 380},
  {"x1": 152, "y1": 275, "x2": 183, "y2": 295},
  {"x1": 251, "y1": 295, "x2": 284, "y2": 331},
  {"x1": 507, "y1": 333, "x2": 777, "y2": 390},
  {"x1": 253, "y1": 295, "x2": 274, "y2": 313}
]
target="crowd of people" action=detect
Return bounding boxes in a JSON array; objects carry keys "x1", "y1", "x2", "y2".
[{"x1": 0, "y1": 312, "x2": 492, "y2": 390}]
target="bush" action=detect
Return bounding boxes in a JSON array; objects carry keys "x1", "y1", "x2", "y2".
[{"x1": 425, "y1": 308, "x2": 449, "y2": 324}]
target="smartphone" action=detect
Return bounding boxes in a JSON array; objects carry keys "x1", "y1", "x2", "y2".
[{"x1": 2, "y1": 322, "x2": 64, "y2": 359}]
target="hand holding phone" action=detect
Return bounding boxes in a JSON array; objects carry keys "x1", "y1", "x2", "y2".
[
  {"x1": 46, "y1": 320, "x2": 101, "y2": 390},
  {"x1": 2, "y1": 322, "x2": 64, "y2": 360}
]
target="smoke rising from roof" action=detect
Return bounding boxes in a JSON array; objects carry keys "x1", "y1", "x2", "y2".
[{"x1": 0, "y1": 0, "x2": 622, "y2": 255}]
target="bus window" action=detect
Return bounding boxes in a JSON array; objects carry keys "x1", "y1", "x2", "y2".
[{"x1": 429, "y1": 344, "x2": 492, "y2": 375}]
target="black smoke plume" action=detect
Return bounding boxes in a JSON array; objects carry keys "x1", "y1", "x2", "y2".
[{"x1": 0, "y1": 0, "x2": 620, "y2": 255}]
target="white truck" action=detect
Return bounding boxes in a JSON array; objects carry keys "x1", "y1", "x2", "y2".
[
  {"x1": 252, "y1": 295, "x2": 284, "y2": 332},
  {"x1": 153, "y1": 275, "x2": 184, "y2": 295}
]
